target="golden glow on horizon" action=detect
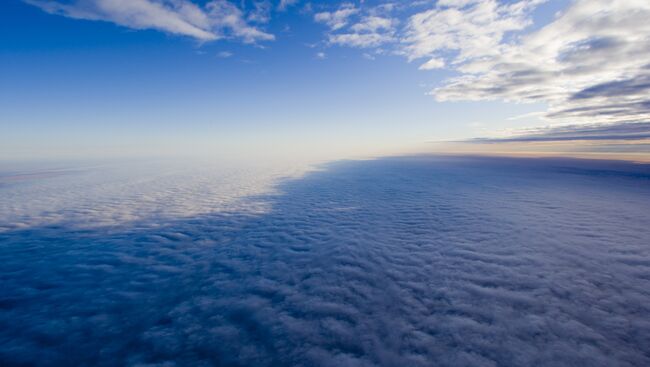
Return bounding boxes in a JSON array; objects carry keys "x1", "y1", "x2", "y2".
[{"x1": 430, "y1": 139, "x2": 650, "y2": 163}]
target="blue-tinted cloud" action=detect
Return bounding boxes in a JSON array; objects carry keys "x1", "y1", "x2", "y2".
[{"x1": 1, "y1": 156, "x2": 649, "y2": 366}]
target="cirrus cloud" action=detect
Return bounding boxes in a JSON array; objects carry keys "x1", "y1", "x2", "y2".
[{"x1": 24, "y1": 0, "x2": 274, "y2": 43}]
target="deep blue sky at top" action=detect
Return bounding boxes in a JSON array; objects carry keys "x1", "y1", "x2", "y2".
[{"x1": 0, "y1": 1, "x2": 560, "y2": 160}]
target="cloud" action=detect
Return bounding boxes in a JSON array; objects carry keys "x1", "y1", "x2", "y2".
[
  {"x1": 403, "y1": 0, "x2": 543, "y2": 62},
  {"x1": 315, "y1": 0, "x2": 650, "y2": 128},
  {"x1": 467, "y1": 122, "x2": 650, "y2": 143},
  {"x1": 419, "y1": 57, "x2": 445, "y2": 70},
  {"x1": 428, "y1": 0, "x2": 650, "y2": 124},
  {"x1": 349, "y1": 16, "x2": 393, "y2": 33},
  {"x1": 314, "y1": 3, "x2": 358, "y2": 31},
  {"x1": 278, "y1": 0, "x2": 299, "y2": 12},
  {"x1": 328, "y1": 31, "x2": 393, "y2": 48},
  {"x1": 206, "y1": 0, "x2": 274, "y2": 43},
  {"x1": 24, "y1": 0, "x2": 274, "y2": 43},
  {"x1": 1, "y1": 156, "x2": 650, "y2": 365},
  {"x1": 246, "y1": 0, "x2": 272, "y2": 24},
  {"x1": 317, "y1": 10, "x2": 397, "y2": 49}
]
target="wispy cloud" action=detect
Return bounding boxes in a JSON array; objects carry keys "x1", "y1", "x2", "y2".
[
  {"x1": 24, "y1": 0, "x2": 274, "y2": 43},
  {"x1": 278, "y1": 0, "x2": 299, "y2": 12},
  {"x1": 314, "y1": 3, "x2": 358, "y2": 31},
  {"x1": 403, "y1": 0, "x2": 543, "y2": 64},
  {"x1": 467, "y1": 122, "x2": 650, "y2": 143},
  {"x1": 315, "y1": 4, "x2": 397, "y2": 49},
  {"x1": 418, "y1": 57, "x2": 444, "y2": 70}
]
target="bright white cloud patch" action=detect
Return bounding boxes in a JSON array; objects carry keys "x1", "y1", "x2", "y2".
[
  {"x1": 419, "y1": 57, "x2": 445, "y2": 70},
  {"x1": 403, "y1": 0, "x2": 543, "y2": 62},
  {"x1": 24, "y1": 0, "x2": 274, "y2": 43},
  {"x1": 329, "y1": 15, "x2": 396, "y2": 48},
  {"x1": 314, "y1": 3, "x2": 358, "y2": 31},
  {"x1": 315, "y1": 5, "x2": 397, "y2": 49}
]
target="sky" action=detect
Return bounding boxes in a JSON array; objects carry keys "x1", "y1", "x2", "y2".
[{"x1": 1, "y1": 0, "x2": 650, "y2": 161}]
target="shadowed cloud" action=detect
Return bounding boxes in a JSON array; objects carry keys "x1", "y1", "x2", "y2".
[{"x1": 1, "y1": 156, "x2": 649, "y2": 366}]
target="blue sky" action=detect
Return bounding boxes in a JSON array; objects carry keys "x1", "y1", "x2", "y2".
[{"x1": 2, "y1": 0, "x2": 649, "y2": 161}]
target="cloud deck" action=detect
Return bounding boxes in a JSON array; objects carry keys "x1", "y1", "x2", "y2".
[{"x1": 1, "y1": 156, "x2": 649, "y2": 366}]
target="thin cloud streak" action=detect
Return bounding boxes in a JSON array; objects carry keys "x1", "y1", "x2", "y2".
[
  {"x1": 465, "y1": 122, "x2": 650, "y2": 143},
  {"x1": 24, "y1": 0, "x2": 274, "y2": 43}
]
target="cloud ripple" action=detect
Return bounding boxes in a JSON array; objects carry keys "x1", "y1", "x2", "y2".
[{"x1": 1, "y1": 156, "x2": 650, "y2": 366}]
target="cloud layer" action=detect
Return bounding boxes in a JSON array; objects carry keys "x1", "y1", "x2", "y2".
[{"x1": 1, "y1": 156, "x2": 650, "y2": 366}]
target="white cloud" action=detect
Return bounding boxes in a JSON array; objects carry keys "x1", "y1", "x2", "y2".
[
  {"x1": 328, "y1": 32, "x2": 393, "y2": 48},
  {"x1": 350, "y1": 16, "x2": 393, "y2": 33},
  {"x1": 363, "y1": 52, "x2": 376, "y2": 60},
  {"x1": 431, "y1": 0, "x2": 650, "y2": 124},
  {"x1": 314, "y1": 3, "x2": 358, "y2": 31},
  {"x1": 247, "y1": 0, "x2": 272, "y2": 24},
  {"x1": 278, "y1": 0, "x2": 299, "y2": 12},
  {"x1": 316, "y1": 0, "x2": 650, "y2": 126},
  {"x1": 403, "y1": 0, "x2": 544, "y2": 63},
  {"x1": 24, "y1": 0, "x2": 274, "y2": 43},
  {"x1": 325, "y1": 14, "x2": 397, "y2": 49},
  {"x1": 206, "y1": 0, "x2": 274, "y2": 43},
  {"x1": 419, "y1": 57, "x2": 444, "y2": 70}
]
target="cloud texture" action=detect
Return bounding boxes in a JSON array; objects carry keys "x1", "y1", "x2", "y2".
[
  {"x1": 430, "y1": 0, "x2": 650, "y2": 125},
  {"x1": 24, "y1": 0, "x2": 274, "y2": 43},
  {"x1": 1, "y1": 156, "x2": 650, "y2": 366},
  {"x1": 313, "y1": 0, "x2": 650, "y2": 126},
  {"x1": 467, "y1": 122, "x2": 650, "y2": 142}
]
